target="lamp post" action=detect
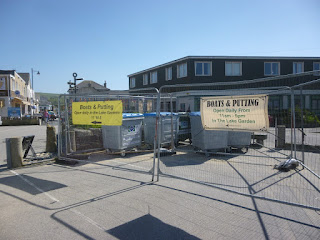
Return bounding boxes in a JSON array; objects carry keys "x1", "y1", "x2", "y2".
[
  {"x1": 31, "y1": 68, "x2": 40, "y2": 115},
  {"x1": 31, "y1": 68, "x2": 40, "y2": 90}
]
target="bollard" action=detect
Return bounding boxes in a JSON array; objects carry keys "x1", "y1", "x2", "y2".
[
  {"x1": 6, "y1": 137, "x2": 23, "y2": 168},
  {"x1": 46, "y1": 125, "x2": 57, "y2": 152},
  {"x1": 276, "y1": 125, "x2": 286, "y2": 148}
]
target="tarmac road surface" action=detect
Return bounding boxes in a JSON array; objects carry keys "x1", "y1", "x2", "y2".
[{"x1": 0, "y1": 151, "x2": 319, "y2": 239}]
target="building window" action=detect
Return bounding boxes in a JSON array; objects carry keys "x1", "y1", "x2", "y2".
[
  {"x1": 293, "y1": 62, "x2": 304, "y2": 74},
  {"x1": 130, "y1": 77, "x2": 135, "y2": 88},
  {"x1": 165, "y1": 67, "x2": 172, "y2": 81},
  {"x1": 268, "y1": 96, "x2": 282, "y2": 110},
  {"x1": 264, "y1": 62, "x2": 280, "y2": 76},
  {"x1": 177, "y1": 63, "x2": 187, "y2": 78},
  {"x1": 179, "y1": 103, "x2": 186, "y2": 112},
  {"x1": 0, "y1": 77, "x2": 5, "y2": 90},
  {"x1": 143, "y1": 73, "x2": 148, "y2": 85},
  {"x1": 312, "y1": 99, "x2": 320, "y2": 110},
  {"x1": 311, "y1": 95, "x2": 320, "y2": 110},
  {"x1": 225, "y1": 62, "x2": 242, "y2": 76},
  {"x1": 195, "y1": 62, "x2": 212, "y2": 76},
  {"x1": 313, "y1": 62, "x2": 320, "y2": 76},
  {"x1": 150, "y1": 71, "x2": 157, "y2": 84}
]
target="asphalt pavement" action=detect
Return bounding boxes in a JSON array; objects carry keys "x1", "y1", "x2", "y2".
[
  {"x1": 0, "y1": 123, "x2": 319, "y2": 239},
  {"x1": 0, "y1": 150, "x2": 319, "y2": 239}
]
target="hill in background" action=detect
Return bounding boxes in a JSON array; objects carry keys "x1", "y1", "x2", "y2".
[{"x1": 36, "y1": 92, "x2": 63, "y2": 110}]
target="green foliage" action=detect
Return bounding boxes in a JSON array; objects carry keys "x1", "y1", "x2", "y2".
[
  {"x1": 271, "y1": 108, "x2": 320, "y2": 127},
  {"x1": 295, "y1": 107, "x2": 320, "y2": 126}
]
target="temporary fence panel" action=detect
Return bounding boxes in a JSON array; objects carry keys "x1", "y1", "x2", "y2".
[
  {"x1": 57, "y1": 91, "x2": 162, "y2": 179},
  {"x1": 56, "y1": 74, "x2": 320, "y2": 210},
  {"x1": 155, "y1": 72, "x2": 320, "y2": 210},
  {"x1": 292, "y1": 80, "x2": 320, "y2": 177}
]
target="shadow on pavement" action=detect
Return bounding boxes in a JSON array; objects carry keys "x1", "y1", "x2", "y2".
[
  {"x1": 0, "y1": 174, "x2": 67, "y2": 195},
  {"x1": 107, "y1": 214, "x2": 200, "y2": 240},
  {"x1": 0, "y1": 164, "x2": 8, "y2": 173},
  {"x1": 156, "y1": 184, "x2": 320, "y2": 230},
  {"x1": 159, "y1": 152, "x2": 238, "y2": 167}
]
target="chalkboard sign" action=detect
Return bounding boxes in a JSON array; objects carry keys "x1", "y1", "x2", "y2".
[{"x1": 22, "y1": 135, "x2": 35, "y2": 158}]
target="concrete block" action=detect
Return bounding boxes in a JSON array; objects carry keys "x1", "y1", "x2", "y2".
[{"x1": 6, "y1": 137, "x2": 23, "y2": 168}]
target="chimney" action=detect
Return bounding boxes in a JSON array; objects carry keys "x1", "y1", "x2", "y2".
[{"x1": 104, "y1": 81, "x2": 107, "y2": 88}]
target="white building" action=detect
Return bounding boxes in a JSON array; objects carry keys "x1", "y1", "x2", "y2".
[{"x1": 0, "y1": 70, "x2": 39, "y2": 117}]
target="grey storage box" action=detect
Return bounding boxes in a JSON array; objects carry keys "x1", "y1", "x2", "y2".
[
  {"x1": 102, "y1": 113, "x2": 144, "y2": 152},
  {"x1": 228, "y1": 131, "x2": 252, "y2": 149},
  {"x1": 189, "y1": 112, "x2": 228, "y2": 152},
  {"x1": 143, "y1": 112, "x2": 179, "y2": 146}
]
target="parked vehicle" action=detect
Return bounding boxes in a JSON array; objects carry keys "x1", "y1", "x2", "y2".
[{"x1": 48, "y1": 111, "x2": 56, "y2": 121}]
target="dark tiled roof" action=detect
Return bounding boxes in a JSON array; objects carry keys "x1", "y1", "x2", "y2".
[
  {"x1": 0, "y1": 70, "x2": 15, "y2": 75},
  {"x1": 18, "y1": 73, "x2": 30, "y2": 85}
]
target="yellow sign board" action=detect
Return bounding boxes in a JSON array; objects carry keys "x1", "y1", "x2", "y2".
[
  {"x1": 201, "y1": 94, "x2": 269, "y2": 131},
  {"x1": 72, "y1": 100, "x2": 123, "y2": 126}
]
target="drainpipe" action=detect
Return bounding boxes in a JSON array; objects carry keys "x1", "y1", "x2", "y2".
[{"x1": 8, "y1": 76, "x2": 11, "y2": 98}]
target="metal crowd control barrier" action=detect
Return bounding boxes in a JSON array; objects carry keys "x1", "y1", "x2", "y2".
[
  {"x1": 154, "y1": 72, "x2": 320, "y2": 211},
  {"x1": 57, "y1": 88, "x2": 172, "y2": 181},
  {"x1": 57, "y1": 72, "x2": 320, "y2": 211}
]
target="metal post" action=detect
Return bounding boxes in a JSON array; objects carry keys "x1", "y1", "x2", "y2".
[
  {"x1": 300, "y1": 87, "x2": 305, "y2": 163},
  {"x1": 150, "y1": 90, "x2": 160, "y2": 182},
  {"x1": 156, "y1": 92, "x2": 161, "y2": 181},
  {"x1": 152, "y1": 116, "x2": 158, "y2": 182},
  {"x1": 64, "y1": 97, "x2": 69, "y2": 155},
  {"x1": 290, "y1": 89, "x2": 297, "y2": 159},
  {"x1": 31, "y1": 68, "x2": 34, "y2": 116},
  {"x1": 275, "y1": 117, "x2": 278, "y2": 148},
  {"x1": 73, "y1": 73, "x2": 77, "y2": 95},
  {"x1": 58, "y1": 95, "x2": 61, "y2": 158},
  {"x1": 170, "y1": 94, "x2": 174, "y2": 150}
]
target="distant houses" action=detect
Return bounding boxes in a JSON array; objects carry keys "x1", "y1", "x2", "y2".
[
  {"x1": 0, "y1": 70, "x2": 39, "y2": 117},
  {"x1": 68, "y1": 80, "x2": 110, "y2": 95}
]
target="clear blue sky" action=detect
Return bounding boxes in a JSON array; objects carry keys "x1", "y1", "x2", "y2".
[{"x1": 1, "y1": 0, "x2": 319, "y2": 93}]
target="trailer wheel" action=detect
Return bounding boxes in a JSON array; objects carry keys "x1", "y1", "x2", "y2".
[{"x1": 242, "y1": 147, "x2": 248, "y2": 153}]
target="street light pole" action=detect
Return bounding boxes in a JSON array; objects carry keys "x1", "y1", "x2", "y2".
[
  {"x1": 31, "y1": 68, "x2": 40, "y2": 90},
  {"x1": 31, "y1": 68, "x2": 40, "y2": 115}
]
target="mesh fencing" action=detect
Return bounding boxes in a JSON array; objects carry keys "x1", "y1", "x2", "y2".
[
  {"x1": 57, "y1": 73, "x2": 320, "y2": 210},
  {"x1": 157, "y1": 73, "x2": 320, "y2": 210},
  {"x1": 58, "y1": 91, "x2": 161, "y2": 176}
]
